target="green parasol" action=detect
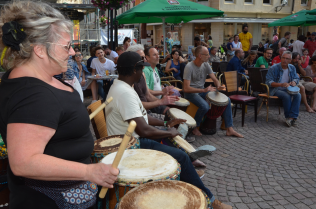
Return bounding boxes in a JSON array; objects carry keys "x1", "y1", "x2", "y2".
[
  {"x1": 268, "y1": 10, "x2": 316, "y2": 27},
  {"x1": 116, "y1": 0, "x2": 224, "y2": 56}
]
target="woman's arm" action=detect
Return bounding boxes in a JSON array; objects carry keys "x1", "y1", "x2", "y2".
[
  {"x1": 165, "y1": 60, "x2": 173, "y2": 72},
  {"x1": 7, "y1": 123, "x2": 118, "y2": 187}
]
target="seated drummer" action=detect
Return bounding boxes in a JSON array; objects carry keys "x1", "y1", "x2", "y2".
[
  {"x1": 105, "y1": 51, "x2": 232, "y2": 209},
  {"x1": 183, "y1": 46, "x2": 243, "y2": 137},
  {"x1": 266, "y1": 51, "x2": 301, "y2": 126},
  {"x1": 127, "y1": 44, "x2": 178, "y2": 116}
]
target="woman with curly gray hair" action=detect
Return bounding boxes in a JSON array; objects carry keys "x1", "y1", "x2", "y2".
[{"x1": 0, "y1": 1, "x2": 118, "y2": 208}]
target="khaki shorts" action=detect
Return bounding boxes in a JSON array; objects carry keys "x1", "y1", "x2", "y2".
[{"x1": 299, "y1": 80, "x2": 316, "y2": 92}]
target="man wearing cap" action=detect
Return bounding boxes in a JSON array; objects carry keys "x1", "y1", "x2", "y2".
[
  {"x1": 105, "y1": 51, "x2": 232, "y2": 209},
  {"x1": 304, "y1": 32, "x2": 316, "y2": 57}
]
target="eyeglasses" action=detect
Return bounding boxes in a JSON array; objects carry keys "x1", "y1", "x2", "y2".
[
  {"x1": 75, "y1": 54, "x2": 82, "y2": 57},
  {"x1": 201, "y1": 53, "x2": 210, "y2": 56},
  {"x1": 47, "y1": 42, "x2": 72, "y2": 52}
]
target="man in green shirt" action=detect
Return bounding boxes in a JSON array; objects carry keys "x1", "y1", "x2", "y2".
[{"x1": 255, "y1": 48, "x2": 273, "y2": 68}]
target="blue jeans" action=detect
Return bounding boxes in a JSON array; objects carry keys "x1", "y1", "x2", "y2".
[
  {"x1": 274, "y1": 89, "x2": 301, "y2": 119},
  {"x1": 97, "y1": 80, "x2": 105, "y2": 100},
  {"x1": 184, "y1": 92, "x2": 233, "y2": 128},
  {"x1": 139, "y1": 138, "x2": 214, "y2": 201}
]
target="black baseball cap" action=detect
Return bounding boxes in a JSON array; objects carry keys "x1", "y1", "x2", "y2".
[{"x1": 117, "y1": 51, "x2": 150, "y2": 68}]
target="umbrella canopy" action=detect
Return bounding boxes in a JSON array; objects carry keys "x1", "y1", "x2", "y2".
[
  {"x1": 268, "y1": 10, "x2": 316, "y2": 27},
  {"x1": 116, "y1": 0, "x2": 224, "y2": 24},
  {"x1": 306, "y1": 9, "x2": 316, "y2": 15}
]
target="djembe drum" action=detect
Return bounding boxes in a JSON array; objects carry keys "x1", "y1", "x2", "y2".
[
  {"x1": 101, "y1": 149, "x2": 181, "y2": 209},
  {"x1": 287, "y1": 86, "x2": 300, "y2": 95},
  {"x1": 168, "y1": 108, "x2": 196, "y2": 136},
  {"x1": 117, "y1": 180, "x2": 212, "y2": 209},
  {"x1": 200, "y1": 91, "x2": 229, "y2": 135},
  {"x1": 91, "y1": 135, "x2": 140, "y2": 163},
  {"x1": 168, "y1": 97, "x2": 190, "y2": 112},
  {"x1": 0, "y1": 142, "x2": 9, "y2": 209}
]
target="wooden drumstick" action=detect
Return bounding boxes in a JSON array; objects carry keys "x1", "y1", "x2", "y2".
[
  {"x1": 99, "y1": 120, "x2": 137, "y2": 199},
  {"x1": 89, "y1": 97, "x2": 113, "y2": 120}
]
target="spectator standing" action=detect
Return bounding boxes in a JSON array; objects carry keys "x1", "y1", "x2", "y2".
[
  {"x1": 123, "y1": 37, "x2": 131, "y2": 51},
  {"x1": 304, "y1": 32, "x2": 316, "y2": 57},
  {"x1": 207, "y1": 35, "x2": 213, "y2": 48},
  {"x1": 239, "y1": 24, "x2": 253, "y2": 57},
  {"x1": 272, "y1": 47, "x2": 286, "y2": 66},
  {"x1": 301, "y1": 49, "x2": 310, "y2": 69},
  {"x1": 232, "y1": 34, "x2": 242, "y2": 55},
  {"x1": 242, "y1": 51, "x2": 257, "y2": 69},
  {"x1": 278, "y1": 32, "x2": 291, "y2": 49},
  {"x1": 292, "y1": 35, "x2": 306, "y2": 56},
  {"x1": 257, "y1": 42, "x2": 264, "y2": 57},
  {"x1": 273, "y1": 33, "x2": 279, "y2": 42},
  {"x1": 288, "y1": 39, "x2": 294, "y2": 47},
  {"x1": 194, "y1": 36, "x2": 208, "y2": 47},
  {"x1": 104, "y1": 46, "x2": 119, "y2": 64},
  {"x1": 255, "y1": 48, "x2": 273, "y2": 68},
  {"x1": 165, "y1": 32, "x2": 174, "y2": 53},
  {"x1": 226, "y1": 37, "x2": 234, "y2": 62}
]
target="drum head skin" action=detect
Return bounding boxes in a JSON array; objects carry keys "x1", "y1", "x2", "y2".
[
  {"x1": 206, "y1": 92, "x2": 229, "y2": 106},
  {"x1": 169, "y1": 108, "x2": 196, "y2": 127},
  {"x1": 287, "y1": 86, "x2": 300, "y2": 93},
  {"x1": 101, "y1": 149, "x2": 179, "y2": 185},
  {"x1": 174, "y1": 98, "x2": 190, "y2": 107},
  {"x1": 173, "y1": 136, "x2": 196, "y2": 153},
  {"x1": 93, "y1": 135, "x2": 136, "y2": 155},
  {"x1": 118, "y1": 180, "x2": 207, "y2": 209}
]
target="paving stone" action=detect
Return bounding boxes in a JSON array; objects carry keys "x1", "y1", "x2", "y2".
[{"x1": 186, "y1": 106, "x2": 316, "y2": 209}]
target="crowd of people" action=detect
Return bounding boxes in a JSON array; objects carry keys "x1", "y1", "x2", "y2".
[{"x1": 2, "y1": 1, "x2": 316, "y2": 209}]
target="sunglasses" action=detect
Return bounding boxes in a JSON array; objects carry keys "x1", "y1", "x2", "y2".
[
  {"x1": 47, "y1": 42, "x2": 72, "y2": 52},
  {"x1": 134, "y1": 59, "x2": 145, "y2": 68},
  {"x1": 75, "y1": 54, "x2": 82, "y2": 57}
]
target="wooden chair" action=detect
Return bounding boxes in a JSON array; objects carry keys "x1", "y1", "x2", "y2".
[
  {"x1": 223, "y1": 71, "x2": 258, "y2": 127},
  {"x1": 258, "y1": 69, "x2": 282, "y2": 122},
  {"x1": 87, "y1": 100, "x2": 108, "y2": 139}
]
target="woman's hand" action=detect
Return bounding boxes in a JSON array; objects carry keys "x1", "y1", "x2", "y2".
[
  {"x1": 81, "y1": 80, "x2": 86, "y2": 87},
  {"x1": 172, "y1": 68, "x2": 178, "y2": 73},
  {"x1": 85, "y1": 163, "x2": 119, "y2": 188}
]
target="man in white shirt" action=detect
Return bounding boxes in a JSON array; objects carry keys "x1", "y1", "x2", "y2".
[
  {"x1": 91, "y1": 46, "x2": 116, "y2": 100},
  {"x1": 104, "y1": 46, "x2": 119, "y2": 64},
  {"x1": 105, "y1": 51, "x2": 232, "y2": 209},
  {"x1": 292, "y1": 35, "x2": 305, "y2": 56}
]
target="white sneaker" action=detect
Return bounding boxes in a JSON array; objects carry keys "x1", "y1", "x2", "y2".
[
  {"x1": 91, "y1": 100, "x2": 98, "y2": 104},
  {"x1": 285, "y1": 118, "x2": 292, "y2": 127}
]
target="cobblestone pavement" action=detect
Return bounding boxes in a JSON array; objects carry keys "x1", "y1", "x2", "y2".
[
  {"x1": 85, "y1": 97, "x2": 316, "y2": 209},
  {"x1": 193, "y1": 105, "x2": 316, "y2": 209}
]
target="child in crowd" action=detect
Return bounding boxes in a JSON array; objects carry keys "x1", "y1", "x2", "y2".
[
  {"x1": 301, "y1": 49, "x2": 310, "y2": 69},
  {"x1": 207, "y1": 35, "x2": 213, "y2": 48}
]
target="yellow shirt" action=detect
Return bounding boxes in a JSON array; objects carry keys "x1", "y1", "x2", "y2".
[{"x1": 239, "y1": 32, "x2": 253, "y2": 52}]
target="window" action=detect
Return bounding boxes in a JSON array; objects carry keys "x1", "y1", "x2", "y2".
[
  {"x1": 263, "y1": 0, "x2": 271, "y2": 4},
  {"x1": 301, "y1": 0, "x2": 308, "y2": 5},
  {"x1": 225, "y1": 0, "x2": 234, "y2": 3},
  {"x1": 245, "y1": 0, "x2": 253, "y2": 4}
]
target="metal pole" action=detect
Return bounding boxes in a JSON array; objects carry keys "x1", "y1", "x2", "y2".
[
  {"x1": 107, "y1": 9, "x2": 110, "y2": 46},
  {"x1": 115, "y1": 10, "x2": 118, "y2": 49},
  {"x1": 162, "y1": 17, "x2": 166, "y2": 58},
  {"x1": 110, "y1": 9, "x2": 114, "y2": 50}
]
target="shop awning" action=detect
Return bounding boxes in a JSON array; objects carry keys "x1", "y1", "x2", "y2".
[{"x1": 148, "y1": 17, "x2": 279, "y2": 25}]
